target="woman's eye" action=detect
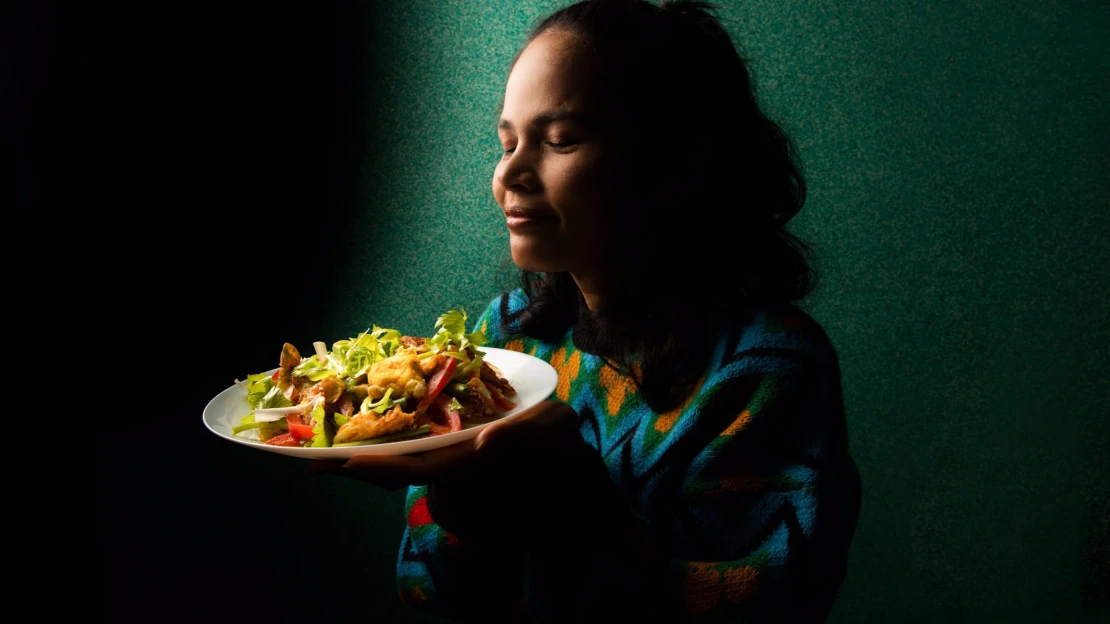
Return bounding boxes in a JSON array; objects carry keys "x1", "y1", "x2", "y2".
[{"x1": 547, "y1": 140, "x2": 577, "y2": 149}]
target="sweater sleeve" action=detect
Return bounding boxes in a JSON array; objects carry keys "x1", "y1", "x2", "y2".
[
  {"x1": 511, "y1": 318, "x2": 861, "y2": 623},
  {"x1": 395, "y1": 485, "x2": 526, "y2": 622},
  {"x1": 661, "y1": 328, "x2": 862, "y2": 622}
]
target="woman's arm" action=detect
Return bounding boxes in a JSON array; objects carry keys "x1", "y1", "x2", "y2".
[
  {"x1": 397, "y1": 484, "x2": 527, "y2": 622},
  {"x1": 520, "y1": 503, "x2": 678, "y2": 623}
]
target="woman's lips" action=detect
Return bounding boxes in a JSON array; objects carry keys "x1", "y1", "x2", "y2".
[{"x1": 504, "y1": 207, "x2": 558, "y2": 230}]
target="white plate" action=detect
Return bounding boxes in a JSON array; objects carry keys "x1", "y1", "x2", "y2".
[{"x1": 203, "y1": 347, "x2": 557, "y2": 458}]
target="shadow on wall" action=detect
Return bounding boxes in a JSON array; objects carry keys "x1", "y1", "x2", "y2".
[{"x1": 92, "y1": 3, "x2": 448, "y2": 623}]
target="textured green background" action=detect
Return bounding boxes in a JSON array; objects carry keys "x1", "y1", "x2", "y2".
[
  {"x1": 322, "y1": 1, "x2": 1109, "y2": 621},
  {"x1": 91, "y1": 1, "x2": 1107, "y2": 622}
]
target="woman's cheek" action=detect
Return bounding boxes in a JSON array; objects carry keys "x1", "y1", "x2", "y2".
[{"x1": 557, "y1": 156, "x2": 612, "y2": 221}]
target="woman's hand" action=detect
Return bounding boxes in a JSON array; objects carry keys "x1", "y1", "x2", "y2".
[
  {"x1": 311, "y1": 400, "x2": 617, "y2": 543},
  {"x1": 313, "y1": 397, "x2": 581, "y2": 481},
  {"x1": 311, "y1": 400, "x2": 578, "y2": 486}
]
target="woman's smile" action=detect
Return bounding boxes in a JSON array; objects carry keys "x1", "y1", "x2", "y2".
[{"x1": 504, "y1": 205, "x2": 560, "y2": 230}]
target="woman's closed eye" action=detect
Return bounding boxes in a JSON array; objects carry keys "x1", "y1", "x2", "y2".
[{"x1": 501, "y1": 139, "x2": 578, "y2": 156}]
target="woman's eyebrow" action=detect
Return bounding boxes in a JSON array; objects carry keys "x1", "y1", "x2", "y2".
[{"x1": 497, "y1": 110, "x2": 585, "y2": 132}]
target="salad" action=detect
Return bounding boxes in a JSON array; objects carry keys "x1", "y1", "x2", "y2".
[{"x1": 233, "y1": 309, "x2": 517, "y2": 448}]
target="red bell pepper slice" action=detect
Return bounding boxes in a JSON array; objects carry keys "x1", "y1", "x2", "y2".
[
  {"x1": 417, "y1": 356, "x2": 458, "y2": 411},
  {"x1": 285, "y1": 414, "x2": 316, "y2": 440},
  {"x1": 264, "y1": 433, "x2": 301, "y2": 447},
  {"x1": 428, "y1": 423, "x2": 452, "y2": 436},
  {"x1": 433, "y1": 394, "x2": 463, "y2": 433}
]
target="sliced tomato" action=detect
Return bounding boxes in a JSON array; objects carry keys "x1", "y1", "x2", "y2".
[
  {"x1": 434, "y1": 394, "x2": 462, "y2": 432},
  {"x1": 285, "y1": 414, "x2": 316, "y2": 440},
  {"x1": 428, "y1": 423, "x2": 452, "y2": 436},
  {"x1": 417, "y1": 356, "x2": 459, "y2": 411},
  {"x1": 264, "y1": 433, "x2": 301, "y2": 447},
  {"x1": 272, "y1": 369, "x2": 281, "y2": 381}
]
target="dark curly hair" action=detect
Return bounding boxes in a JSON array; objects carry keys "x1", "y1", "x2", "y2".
[{"x1": 501, "y1": 0, "x2": 817, "y2": 412}]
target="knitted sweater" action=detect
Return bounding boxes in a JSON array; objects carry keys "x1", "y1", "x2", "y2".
[{"x1": 396, "y1": 290, "x2": 861, "y2": 622}]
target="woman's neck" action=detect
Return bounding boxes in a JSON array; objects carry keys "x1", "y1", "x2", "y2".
[{"x1": 570, "y1": 270, "x2": 620, "y2": 312}]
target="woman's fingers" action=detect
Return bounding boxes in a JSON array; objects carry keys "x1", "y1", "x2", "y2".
[
  {"x1": 339, "y1": 436, "x2": 483, "y2": 486},
  {"x1": 308, "y1": 403, "x2": 579, "y2": 489},
  {"x1": 475, "y1": 400, "x2": 578, "y2": 452},
  {"x1": 307, "y1": 459, "x2": 346, "y2": 475},
  {"x1": 308, "y1": 457, "x2": 413, "y2": 489}
]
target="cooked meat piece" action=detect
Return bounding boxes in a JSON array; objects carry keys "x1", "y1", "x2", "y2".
[
  {"x1": 400, "y1": 336, "x2": 426, "y2": 349},
  {"x1": 334, "y1": 405, "x2": 418, "y2": 443},
  {"x1": 349, "y1": 384, "x2": 370, "y2": 403},
  {"x1": 309, "y1": 375, "x2": 346, "y2": 404},
  {"x1": 284, "y1": 375, "x2": 314, "y2": 404},
  {"x1": 280, "y1": 343, "x2": 302, "y2": 369},
  {"x1": 457, "y1": 391, "x2": 487, "y2": 421},
  {"x1": 480, "y1": 360, "x2": 516, "y2": 396},
  {"x1": 275, "y1": 367, "x2": 295, "y2": 396},
  {"x1": 283, "y1": 384, "x2": 301, "y2": 405},
  {"x1": 336, "y1": 394, "x2": 355, "y2": 418},
  {"x1": 466, "y1": 376, "x2": 496, "y2": 417}
]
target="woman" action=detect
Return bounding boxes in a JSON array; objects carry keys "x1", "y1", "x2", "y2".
[{"x1": 332, "y1": 1, "x2": 861, "y2": 621}]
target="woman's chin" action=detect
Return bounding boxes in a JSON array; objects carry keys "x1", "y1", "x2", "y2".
[{"x1": 509, "y1": 238, "x2": 567, "y2": 273}]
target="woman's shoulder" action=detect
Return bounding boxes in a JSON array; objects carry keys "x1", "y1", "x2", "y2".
[
  {"x1": 712, "y1": 302, "x2": 839, "y2": 378},
  {"x1": 472, "y1": 289, "x2": 529, "y2": 343}
]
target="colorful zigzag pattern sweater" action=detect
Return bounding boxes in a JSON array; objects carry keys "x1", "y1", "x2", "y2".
[{"x1": 397, "y1": 290, "x2": 861, "y2": 622}]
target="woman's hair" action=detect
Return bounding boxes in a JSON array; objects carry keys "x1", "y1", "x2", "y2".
[{"x1": 503, "y1": 0, "x2": 817, "y2": 412}]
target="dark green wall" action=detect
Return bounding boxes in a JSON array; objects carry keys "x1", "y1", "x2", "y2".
[
  {"x1": 326, "y1": 1, "x2": 1109, "y2": 621},
  {"x1": 91, "y1": 1, "x2": 1107, "y2": 622}
]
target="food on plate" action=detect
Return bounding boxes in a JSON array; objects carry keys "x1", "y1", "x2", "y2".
[{"x1": 232, "y1": 309, "x2": 516, "y2": 448}]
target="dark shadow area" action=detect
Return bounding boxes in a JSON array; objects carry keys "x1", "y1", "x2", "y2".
[{"x1": 30, "y1": 2, "x2": 433, "y2": 621}]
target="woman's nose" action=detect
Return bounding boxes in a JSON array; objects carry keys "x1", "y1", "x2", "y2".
[{"x1": 495, "y1": 148, "x2": 538, "y2": 193}]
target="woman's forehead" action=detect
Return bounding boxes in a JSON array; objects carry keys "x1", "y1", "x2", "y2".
[{"x1": 501, "y1": 31, "x2": 596, "y2": 126}]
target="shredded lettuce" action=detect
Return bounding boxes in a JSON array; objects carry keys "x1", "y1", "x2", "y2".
[
  {"x1": 259, "y1": 384, "x2": 293, "y2": 410},
  {"x1": 246, "y1": 373, "x2": 277, "y2": 410},
  {"x1": 292, "y1": 358, "x2": 338, "y2": 381},
  {"x1": 329, "y1": 326, "x2": 402, "y2": 379}
]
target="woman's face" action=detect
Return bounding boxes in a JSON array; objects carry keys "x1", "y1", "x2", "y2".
[{"x1": 493, "y1": 30, "x2": 626, "y2": 275}]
